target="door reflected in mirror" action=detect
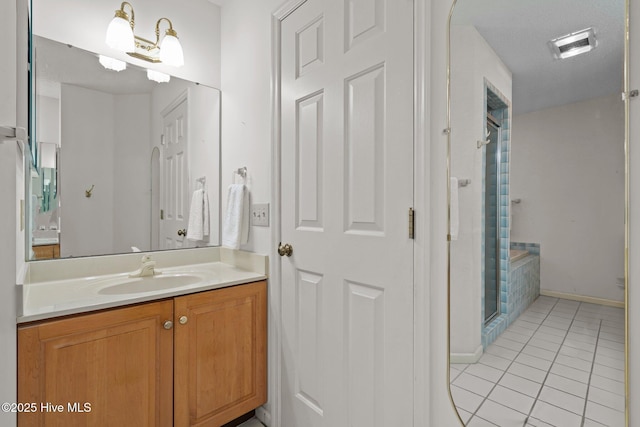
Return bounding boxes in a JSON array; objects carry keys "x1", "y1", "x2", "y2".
[
  {"x1": 29, "y1": 35, "x2": 221, "y2": 260},
  {"x1": 447, "y1": 0, "x2": 626, "y2": 426}
]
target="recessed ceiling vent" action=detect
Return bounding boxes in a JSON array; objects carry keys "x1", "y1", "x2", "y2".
[{"x1": 549, "y1": 27, "x2": 597, "y2": 59}]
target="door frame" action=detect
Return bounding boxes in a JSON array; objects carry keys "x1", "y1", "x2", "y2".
[{"x1": 268, "y1": 1, "x2": 432, "y2": 426}]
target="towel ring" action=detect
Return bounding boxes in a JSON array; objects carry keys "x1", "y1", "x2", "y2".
[{"x1": 233, "y1": 167, "x2": 248, "y2": 183}]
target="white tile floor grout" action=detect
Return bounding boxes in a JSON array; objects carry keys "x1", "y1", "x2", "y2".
[{"x1": 451, "y1": 296, "x2": 625, "y2": 427}]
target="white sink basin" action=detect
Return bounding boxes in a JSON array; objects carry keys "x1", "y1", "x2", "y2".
[{"x1": 97, "y1": 273, "x2": 204, "y2": 295}]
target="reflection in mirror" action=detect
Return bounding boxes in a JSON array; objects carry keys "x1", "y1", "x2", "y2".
[
  {"x1": 34, "y1": 141, "x2": 58, "y2": 215},
  {"x1": 28, "y1": 36, "x2": 221, "y2": 260},
  {"x1": 448, "y1": 1, "x2": 626, "y2": 425}
]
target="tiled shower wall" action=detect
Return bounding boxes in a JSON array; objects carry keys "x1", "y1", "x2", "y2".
[
  {"x1": 509, "y1": 242, "x2": 541, "y2": 329},
  {"x1": 483, "y1": 248, "x2": 540, "y2": 347},
  {"x1": 480, "y1": 83, "x2": 541, "y2": 348},
  {"x1": 481, "y1": 80, "x2": 512, "y2": 348}
]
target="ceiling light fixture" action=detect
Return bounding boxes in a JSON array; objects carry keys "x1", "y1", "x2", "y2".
[
  {"x1": 98, "y1": 55, "x2": 127, "y2": 72},
  {"x1": 105, "y1": 2, "x2": 184, "y2": 67},
  {"x1": 147, "y1": 69, "x2": 171, "y2": 83},
  {"x1": 549, "y1": 27, "x2": 597, "y2": 60}
]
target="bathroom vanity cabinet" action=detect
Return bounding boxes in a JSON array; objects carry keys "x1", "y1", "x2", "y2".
[
  {"x1": 31, "y1": 243, "x2": 60, "y2": 260},
  {"x1": 18, "y1": 280, "x2": 267, "y2": 427}
]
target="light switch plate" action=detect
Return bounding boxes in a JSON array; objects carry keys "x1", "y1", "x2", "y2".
[{"x1": 251, "y1": 203, "x2": 269, "y2": 227}]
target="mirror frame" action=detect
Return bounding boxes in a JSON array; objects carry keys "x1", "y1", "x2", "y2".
[{"x1": 444, "y1": 0, "x2": 631, "y2": 425}]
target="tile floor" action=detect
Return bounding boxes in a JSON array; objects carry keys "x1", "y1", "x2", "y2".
[
  {"x1": 451, "y1": 296, "x2": 625, "y2": 427},
  {"x1": 238, "y1": 418, "x2": 265, "y2": 427}
]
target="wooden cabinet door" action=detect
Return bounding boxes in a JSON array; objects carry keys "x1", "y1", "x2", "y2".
[
  {"x1": 174, "y1": 281, "x2": 267, "y2": 427},
  {"x1": 32, "y1": 245, "x2": 53, "y2": 260},
  {"x1": 18, "y1": 300, "x2": 174, "y2": 427}
]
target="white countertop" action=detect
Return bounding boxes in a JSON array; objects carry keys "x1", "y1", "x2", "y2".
[
  {"x1": 18, "y1": 248, "x2": 268, "y2": 324},
  {"x1": 32, "y1": 237, "x2": 60, "y2": 246}
]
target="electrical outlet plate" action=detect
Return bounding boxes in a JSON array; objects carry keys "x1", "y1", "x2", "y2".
[{"x1": 251, "y1": 203, "x2": 269, "y2": 227}]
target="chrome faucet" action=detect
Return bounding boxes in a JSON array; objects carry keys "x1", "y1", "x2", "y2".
[{"x1": 129, "y1": 255, "x2": 161, "y2": 278}]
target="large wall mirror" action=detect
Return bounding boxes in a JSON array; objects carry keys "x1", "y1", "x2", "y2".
[
  {"x1": 447, "y1": 0, "x2": 627, "y2": 425},
  {"x1": 27, "y1": 1, "x2": 221, "y2": 261}
]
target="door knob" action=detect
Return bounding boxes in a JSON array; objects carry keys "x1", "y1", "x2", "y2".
[
  {"x1": 179, "y1": 316, "x2": 188, "y2": 325},
  {"x1": 177, "y1": 229, "x2": 187, "y2": 237},
  {"x1": 163, "y1": 320, "x2": 173, "y2": 330},
  {"x1": 278, "y1": 242, "x2": 293, "y2": 257}
]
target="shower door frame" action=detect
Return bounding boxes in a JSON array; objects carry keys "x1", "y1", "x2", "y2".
[{"x1": 484, "y1": 114, "x2": 502, "y2": 326}]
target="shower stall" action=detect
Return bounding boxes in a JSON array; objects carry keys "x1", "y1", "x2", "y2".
[{"x1": 484, "y1": 113, "x2": 501, "y2": 325}]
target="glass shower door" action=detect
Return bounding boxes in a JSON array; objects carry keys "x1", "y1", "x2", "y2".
[{"x1": 484, "y1": 118, "x2": 501, "y2": 324}]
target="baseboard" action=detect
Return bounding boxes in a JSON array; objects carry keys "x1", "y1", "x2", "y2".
[
  {"x1": 450, "y1": 345, "x2": 483, "y2": 364},
  {"x1": 255, "y1": 406, "x2": 271, "y2": 426},
  {"x1": 540, "y1": 290, "x2": 624, "y2": 308}
]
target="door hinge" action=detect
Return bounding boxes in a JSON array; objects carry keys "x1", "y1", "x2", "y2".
[
  {"x1": 160, "y1": 209, "x2": 164, "y2": 220},
  {"x1": 409, "y1": 208, "x2": 415, "y2": 239}
]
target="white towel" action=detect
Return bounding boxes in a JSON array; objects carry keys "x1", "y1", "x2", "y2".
[
  {"x1": 450, "y1": 177, "x2": 459, "y2": 241},
  {"x1": 222, "y1": 184, "x2": 249, "y2": 249},
  {"x1": 186, "y1": 188, "x2": 210, "y2": 241}
]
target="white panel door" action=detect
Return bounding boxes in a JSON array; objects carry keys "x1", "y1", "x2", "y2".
[
  {"x1": 160, "y1": 95, "x2": 189, "y2": 249},
  {"x1": 280, "y1": 0, "x2": 414, "y2": 426}
]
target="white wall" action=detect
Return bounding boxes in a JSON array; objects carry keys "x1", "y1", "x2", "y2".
[
  {"x1": 61, "y1": 87, "x2": 157, "y2": 257},
  {"x1": 449, "y1": 25, "x2": 512, "y2": 357},
  {"x1": 220, "y1": 0, "x2": 281, "y2": 256},
  {"x1": 0, "y1": 0, "x2": 17, "y2": 127},
  {"x1": 33, "y1": 0, "x2": 221, "y2": 88},
  {"x1": 219, "y1": 0, "x2": 287, "y2": 423},
  {"x1": 511, "y1": 94, "x2": 625, "y2": 302},
  {"x1": 36, "y1": 95, "x2": 59, "y2": 144},
  {"x1": 60, "y1": 85, "x2": 116, "y2": 257},
  {"x1": 113, "y1": 94, "x2": 152, "y2": 253},
  {"x1": 188, "y1": 87, "x2": 221, "y2": 246}
]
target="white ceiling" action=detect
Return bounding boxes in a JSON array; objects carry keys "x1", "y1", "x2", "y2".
[
  {"x1": 452, "y1": 0, "x2": 625, "y2": 115},
  {"x1": 38, "y1": 0, "x2": 624, "y2": 115}
]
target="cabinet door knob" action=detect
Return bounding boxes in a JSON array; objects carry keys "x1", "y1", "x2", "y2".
[
  {"x1": 179, "y1": 316, "x2": 188, "y2": 325},
  {"x1": 163, "y1": 320, "x2": 174, "y2": 330}
]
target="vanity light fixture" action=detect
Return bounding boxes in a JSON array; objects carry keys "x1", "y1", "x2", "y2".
[
  {"x1": 549, "y1": 27, "x2": 597, "y2": 60},
  {"x1": 147, "y1": 69, "x2": 171, "y2": 83},
  {"x1": 98, "y1": 55, "x2": 127, "y2": 72},
  {"x1": 105, "y1": 2, "x2": 184, "y2": 67}
]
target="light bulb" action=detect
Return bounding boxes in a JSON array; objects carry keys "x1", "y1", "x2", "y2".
[
  {"x1": 98, "y1": 55, "x2": 127, "y2": 72},
  {"x1": 159, "y1": 33, "x2": 184, "y2": 67},
  {"x1": 147, "y1": 69, "x2": 171, "y2": 83},
  {"x1": 105, "y1": 11, "x2": 135, "y2": 52}
]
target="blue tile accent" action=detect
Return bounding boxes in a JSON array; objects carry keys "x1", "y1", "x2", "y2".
[
  {"x1": 481, "y1": 80, "x2": 542, "y2": 349},
  {"x1": 511, "y1": 241, "x2": 541, "y2": 255}
]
